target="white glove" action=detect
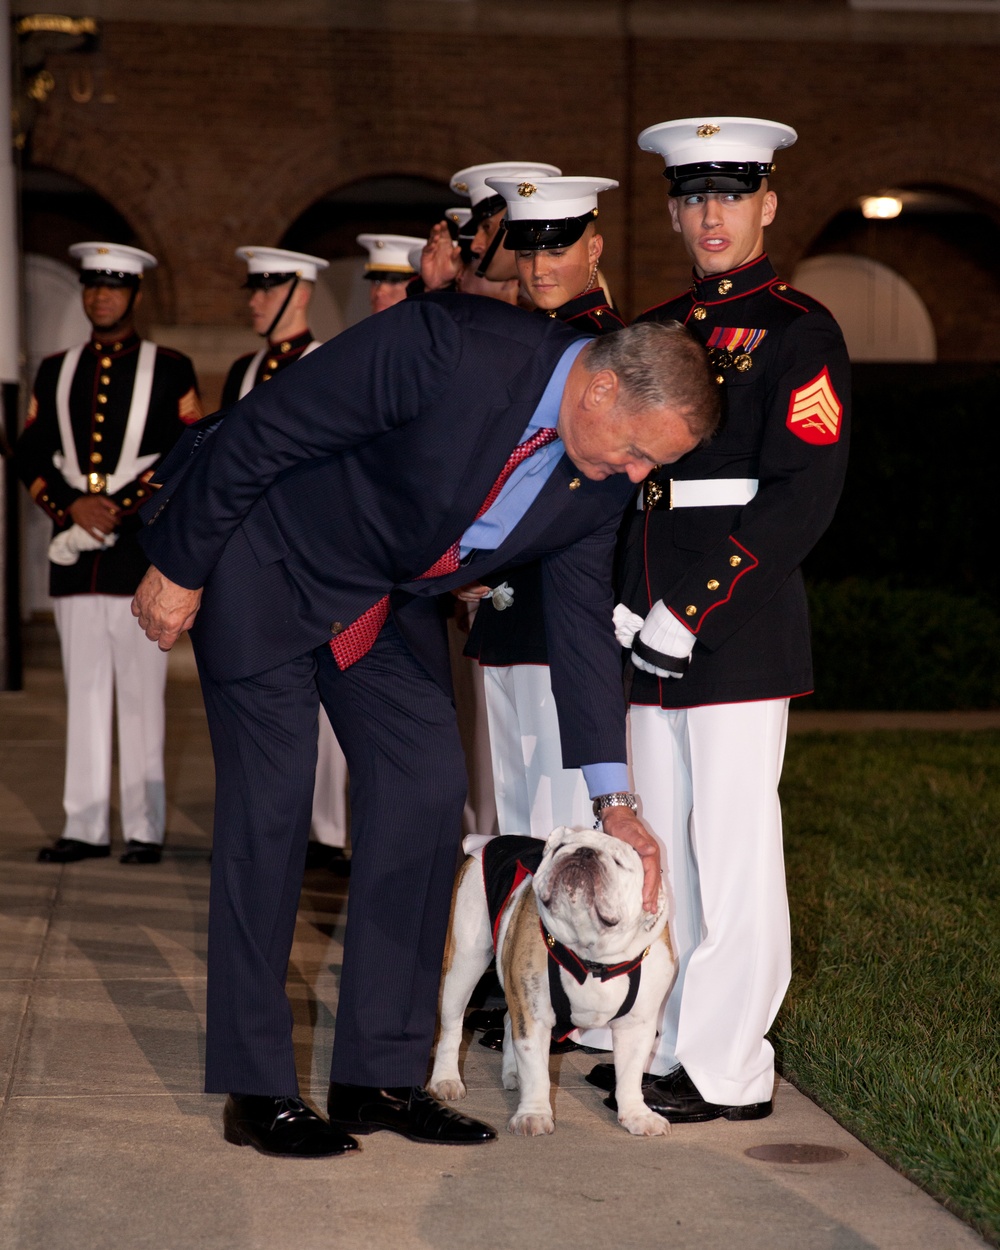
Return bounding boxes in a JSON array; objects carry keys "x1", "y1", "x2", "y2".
[
  {"x1": 48, "y1": 524, "x2": 118, "y2": 567},
  {"x1": 490, "y1": 582, "x2": 514, "y2": 611},
  {"x1": 614, "y1": 599, "x2": 695, "y2": 679}
]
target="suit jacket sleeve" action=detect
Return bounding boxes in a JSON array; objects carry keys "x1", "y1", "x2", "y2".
[
  {"x1": 542, "y1": 511, "x2": 627, "y2": 768},
  {"x1": 140, "y1": 299, "x2": 463, "y2": 589},
  {"x1": 660, "y1": 314, "x2": 850, "y2": 651}
]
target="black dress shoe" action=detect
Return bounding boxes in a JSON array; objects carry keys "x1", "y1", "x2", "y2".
[
  {"x1": 120, "y1": 841, "x2": 162, "y2": 865},
  {"x1": 603, "y1": 1065, "x2": 773, "y2": 1124},
  {"x1": 223, "y1": 1094, "x2": 359, "y2": 1158},
  {"x1": 304, "y1": 842, "x2": 351, "y2": 872},
  {"x1": 327, "y1": 1083, "x2": 497, "y2": 1144},
  {"x1": 37, "y1": 838, "x2": 110, "y2": 864},
  {"x1": 585, "y1": 1061, "x2": 659, "y2": 1093}
]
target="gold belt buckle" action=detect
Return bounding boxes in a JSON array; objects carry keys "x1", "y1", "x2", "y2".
[{"x1": 87, "y1": 472, "x2": 107, "y2": 495}]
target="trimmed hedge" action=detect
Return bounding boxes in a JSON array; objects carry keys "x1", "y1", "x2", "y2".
[{"x1": 805, "y1": 578, "x2": 1000, "y2": 710}]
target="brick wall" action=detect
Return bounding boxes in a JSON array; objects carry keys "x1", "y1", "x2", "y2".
[{"x1": 25, "y1": 18, "x2": 1000, "y2": 386}]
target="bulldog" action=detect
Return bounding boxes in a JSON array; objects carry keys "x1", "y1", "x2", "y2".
[{"x1": 428, "y1": 827, "x2": 673, "y2": 1136}]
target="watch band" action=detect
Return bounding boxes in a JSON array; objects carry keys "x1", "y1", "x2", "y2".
[{"x1": 592, "y1": 791, "x2": 638, "y2": 820}]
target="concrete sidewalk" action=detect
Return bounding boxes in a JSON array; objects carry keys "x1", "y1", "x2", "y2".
[{"x1": 0, "y1": 647, "x2": 991, "y2": 1250}]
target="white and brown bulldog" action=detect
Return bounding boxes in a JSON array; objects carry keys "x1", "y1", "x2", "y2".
[{"x1": 428, "y1": 827, "x2": 673, "y2": 1136}]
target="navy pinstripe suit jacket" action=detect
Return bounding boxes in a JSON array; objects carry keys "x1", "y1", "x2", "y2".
[{"x1": 139, "y1": 294, "x2": 635, "y2": 768}]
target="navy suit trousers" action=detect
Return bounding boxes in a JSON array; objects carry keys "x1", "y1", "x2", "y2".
[{"x1": 199, "y1": 618, "x2": 467, "y2": 1095}]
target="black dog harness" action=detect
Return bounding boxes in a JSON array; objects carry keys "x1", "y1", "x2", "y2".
[{"x1": 481, "y1": 835, "x2": 650, "y2": 1042}]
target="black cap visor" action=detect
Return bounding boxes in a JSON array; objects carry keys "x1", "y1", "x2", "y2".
[
  {"x1": 243, "y1": 271, "x2": 298, "y2": 291},
  {"x1": 503, "y1": 211, "x2": 596, "y2": 251},
  {"x1": 79, "y1": 269, "x2": 141, "y2": 289},
  {"x1": 469, "y1": 195, "x2": 507, "y2": 228},
  {"x1": 362, "y1": 269, "x2": 412, "y2": 284},
  {"x1": 666, "y1": 161, "x2": 774, "y2": 196}
]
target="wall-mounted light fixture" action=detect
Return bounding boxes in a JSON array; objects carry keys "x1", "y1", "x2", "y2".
[{"x1": 861, "y1": 195, "x2": 903, "y2": 220}]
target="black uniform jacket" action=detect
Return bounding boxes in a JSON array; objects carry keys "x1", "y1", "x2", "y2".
[
  {"x1": 464, "y1": 288, "x2": 626, "y2": 666},
  {"x1": 139, "y1": 295, "x2": 636, "y2": 770},
  {"x1": 14, "y1": 333, "x2": 201, "y2": 596},
  {"x1": 220, "y1": 329, "x2": 316, "y2": 409},
  {"x1": 621, "y1": 253, "x2": 850, "y2": 709}
]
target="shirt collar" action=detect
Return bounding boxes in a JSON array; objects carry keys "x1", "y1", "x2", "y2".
[{"x1": 527, "y1": 337, "x2": 592, "y2": 435}]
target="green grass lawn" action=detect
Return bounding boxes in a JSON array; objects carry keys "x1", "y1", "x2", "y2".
[{"x1": 776, "y1": 731, "x2": 1000, "y2": 1244}]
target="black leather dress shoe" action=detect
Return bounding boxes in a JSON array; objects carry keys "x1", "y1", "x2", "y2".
[
  {"x1": 585, "y1": 1061, "x2": 658, "y2": 1093},
  {"x1": 223, "y1": 1094, "x2": 359, "y2": 1158},
  {"x1": 603, "y1": 1065, "x2": 773, "y2": 1124},
  {"x1": 37, "y1": 839, "x2": 110, "y2": 864},
  {"x1": 303, "y1": 843, "x2": 351, "y2": 874},
  {"x1": 120, "y1": 841, "x2": 162, "y2": 865},
  {"x1": 327, "y1": 1083, "x2": 498, "y2": 1144}
]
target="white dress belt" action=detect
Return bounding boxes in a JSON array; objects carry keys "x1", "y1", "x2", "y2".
[{"x1": 638, "y1": 477, "x2": 759, "y2": 510}]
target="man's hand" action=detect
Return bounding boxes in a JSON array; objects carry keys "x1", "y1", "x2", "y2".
[
  {"x1": 69, "y1": 495, "x2": 120, "y2": 538},
  {"x1": 600, "y1": 805, "x2": 662, "y2": 913},
  {"x1": 454, "y1": 581, "x2": 492, "y2": 604},
  {"x1": 420, "y1": 221, "x2": 462, "y2": 290},
  {"x1": 131, "y1": 565, "x2": 202, "y2": 651}
]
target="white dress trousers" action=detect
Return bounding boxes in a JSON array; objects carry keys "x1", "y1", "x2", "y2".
[
  {"x1": 481, "y1": 663, "x2": 592, "y2": 841},
  {"x1": 54, "y1": 594, "x2": 169, "y2": 846},
  {"x1": 629, "y1": 697, "x2": 792, "y2": 1106},
  {"x1": 310, "y1": 710, "x2": 348, "y2": 848}
]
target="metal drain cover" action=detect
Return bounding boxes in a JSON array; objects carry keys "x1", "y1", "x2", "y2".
[{"x1": 745, "y1": 1143, "x2": 848, "y2": 1165}]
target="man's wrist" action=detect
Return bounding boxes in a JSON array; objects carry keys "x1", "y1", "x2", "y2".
[{"x1": 592, "y1": 791, "x2": 638, "y2": 821}]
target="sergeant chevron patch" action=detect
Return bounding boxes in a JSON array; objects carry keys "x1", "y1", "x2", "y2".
[{"x1": 786, "y1": 367, "x2": 842, "y2": 445}]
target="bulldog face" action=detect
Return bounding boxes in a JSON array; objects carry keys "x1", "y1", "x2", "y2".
[{"x1": 532, "y1": 827, "x2": 667, "y2": 961}]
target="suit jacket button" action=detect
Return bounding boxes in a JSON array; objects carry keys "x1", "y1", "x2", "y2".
[{"x1": 330, "y1": 621, "x2": 344, "y2": 635}]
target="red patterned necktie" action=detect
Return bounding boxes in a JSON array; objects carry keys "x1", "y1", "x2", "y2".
[{"x1": 330, "y1": 426, "x2": 559, "y2": 670}]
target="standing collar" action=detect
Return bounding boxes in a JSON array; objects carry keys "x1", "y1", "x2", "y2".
[
  {"x1": 690, "y1": 253, "x2": 777, "y2": 305},
  {"x1": 87, "y1": 330, "x2": 140, "y2": 355},
  {"x1": 267, "y1": 328, "x2": 314, "y2": 354},
  {"x1": 551, "y1": 287, "x2": 610, "y2": 323}
]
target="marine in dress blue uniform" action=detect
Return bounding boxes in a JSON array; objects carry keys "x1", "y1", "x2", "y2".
[
  {"x1": 588, "y1": 118, "x2": 851, "y2": 1124},
  {"x1": 14, "y1": 242, "x2": 201, "y2": 864}
]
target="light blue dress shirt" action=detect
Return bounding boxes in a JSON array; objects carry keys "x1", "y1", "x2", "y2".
[{"x1": 457, "y1": 337, "x2": 629, "y2": 800}]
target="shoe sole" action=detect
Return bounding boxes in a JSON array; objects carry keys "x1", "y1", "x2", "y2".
[
  {"x1": 326, "y1": 1118, "x2": 496, "y2": 1145},
  {"x1": 223, "y1": 1124, "x2": 359, "y2": 1157},
  {"x1": 603, "y1": 1095, "x2": 772, "y2": 1123}
]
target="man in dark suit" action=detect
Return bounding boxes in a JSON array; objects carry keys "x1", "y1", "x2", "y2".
[{"x1": 132, "y1": 293, "x2": 717, "y2": 1158}]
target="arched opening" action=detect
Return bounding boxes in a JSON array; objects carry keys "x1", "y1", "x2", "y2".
[
  {"x1": 791, "y1": 255, "x2": 936, "y2": 362},
  {"x1": 280, "y1": 175, "x2": 453, "y2": 334},
  {"x1": 795, "y1": 186, "x2": 1000, "y2": 361}
]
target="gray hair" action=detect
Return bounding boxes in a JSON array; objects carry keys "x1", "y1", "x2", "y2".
[{"x1": 582, "y1": 320, "x2": 719, "y2": 442}]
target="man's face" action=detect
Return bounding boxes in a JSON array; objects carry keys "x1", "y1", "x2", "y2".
[
  {"x1": 667, "y1": 186, "x2": 777, "y2": 276},
  {"x1": 82, "y1": 283, "x2": 137, "y2": 331},
  {"x1": 558, "y1": 368, "x2": 699, "y2": 483},
  {"x1": 369, "y1": 278, "x2": 409, "y2": 314},
  {"x1": 471, "y1": 208, "x2": 505, "y2": 261},
  {"x1": 515, "y1": 228, "x2": 602, "y2": 311},
  {"x1": 248, "y1": 280, "x2": 294, "y2": 336}
]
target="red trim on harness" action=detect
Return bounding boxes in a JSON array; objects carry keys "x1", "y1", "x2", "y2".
[{"x1": 486, "y1": 858, "x2": 531, "y2": 951}]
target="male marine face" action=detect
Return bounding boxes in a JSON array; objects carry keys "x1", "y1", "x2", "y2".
[{"x1": 668, "y1": 184, "x2": 776, "y2": 276}]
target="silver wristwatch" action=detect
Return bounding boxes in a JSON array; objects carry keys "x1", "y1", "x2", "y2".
[{"x1": 592, "y1": 792, "x2": 638, "y2": 825}]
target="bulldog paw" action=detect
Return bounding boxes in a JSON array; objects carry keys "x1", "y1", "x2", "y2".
[
  {"x1": 618, "y1": 1105, "x2": 671, "y2": 1137},
  {"x1": 507, "y1": 1110, "x2": 555, "y2": 1136},
  {"x1": 426, "y1": 1077, "x2": 467, "y2": 1101}
]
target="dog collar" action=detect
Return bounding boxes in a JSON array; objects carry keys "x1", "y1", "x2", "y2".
[{"x1": 541, "y1": 920, "x2": 650, "y2": 1042}]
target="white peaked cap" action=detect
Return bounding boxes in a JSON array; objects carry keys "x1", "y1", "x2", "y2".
[
  {"x1": 407, "y1": 244, "x2": 425, "y2": 273},
  {"x1": 449, "y1": 161, "x2": 561, "y2": 207},
  {"x1": 444, "y1": 206, "x2": 473, "y2": 229},
  {"x1": 355, "y1": 234, "x2": 426, "y2": 274},
  {"x1": 637, "y1": 116, "x2": 797, "y2": 169},
  {"x1": 485, "y1": 175, "x2": 619, "y2": 221},
  {"x1": 69, "y1": 241, "x2": 157, "y2": 274},
  {"x1": 235, "y1": 246, "x2": 329, "y2": 282}
]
